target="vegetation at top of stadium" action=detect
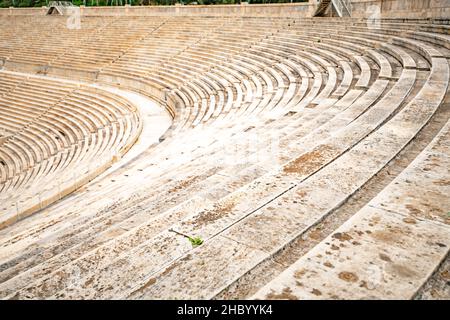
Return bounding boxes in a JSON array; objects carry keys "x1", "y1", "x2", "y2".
[{"x1": 0, "y1": 0, "x2": 307, "y2": 8}]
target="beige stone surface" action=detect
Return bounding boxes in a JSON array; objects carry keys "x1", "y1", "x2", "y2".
[
  {"x1": 253, "y1": 120, "x2": 450, "y2": 300},
  {"x1": 253, "y1": 207, "x2": 450, "y2": 299},
  {"x1": 0, "y1": 9, "x2": 449, "y2": 300}
]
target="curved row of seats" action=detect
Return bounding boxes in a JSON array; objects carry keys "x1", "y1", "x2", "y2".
[
  {"x1": 253, "y1": 117, "x2": 450, "y2": 300},
  {"x1": 0, "y1": 72, "x2": 142, "y2": 229},
  {"x1": 0, "y1": 16, "x2": 448, "y2": 299}
]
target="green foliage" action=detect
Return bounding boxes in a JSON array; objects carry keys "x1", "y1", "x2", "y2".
[
  {"x1": 0, "y1": 0, "x2": 307, "y2": 8},
  {"x1": 188, "y1": 236, "x2": 204, "y2": 247},
  {"x1": 0, "y1": 0, "x2": 44, "y2": 7},
  {"x1": 169, "y1": 228, "x2": 204, "y2": 248}
]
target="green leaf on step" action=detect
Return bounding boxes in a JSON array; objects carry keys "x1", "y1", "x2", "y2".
[{"x1": 188, "y1": 236, "x2": 204, "y2": 247}]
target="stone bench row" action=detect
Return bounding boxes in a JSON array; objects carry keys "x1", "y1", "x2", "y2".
[
  {"x1": 0, "y1": 16, "x2": 428, "y2": 272},
  {"x1": 125, "y1": 53, "x2": 446, "y2": 300},
  {"x1": 0, "y1": 73, "x2": 142, "y2": 229},
  {"x1": 43, "y1": 29, "x2": 448, "y2": 300},
  {"x1": 0, "y1": 44, "x2": 428, "y2": 300},
  {"x1": 0, "y1": 16, "x2": 444, "y2": 295},
  {"x1": 253, "y1": 117, "x2": 450, "y2": 300}
]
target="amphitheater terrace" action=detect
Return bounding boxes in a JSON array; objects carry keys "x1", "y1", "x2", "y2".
[{"x1": 0, "y1": 0, "x2": 449, "y2": 301}]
